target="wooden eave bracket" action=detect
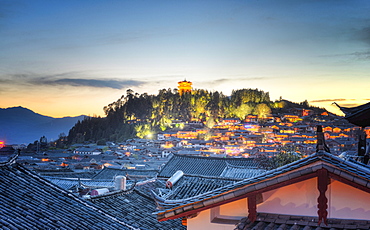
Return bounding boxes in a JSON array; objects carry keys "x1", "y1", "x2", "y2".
[{"x1": 317, "y1": 168, "x2": 328, "y2": 226}]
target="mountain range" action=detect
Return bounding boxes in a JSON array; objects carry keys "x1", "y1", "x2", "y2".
[{"x1": 0, "y1": 107, "x2": 85, "y2": 144}]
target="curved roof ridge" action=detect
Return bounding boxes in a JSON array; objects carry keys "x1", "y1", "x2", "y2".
[
  {"x1": 153, "y1": 157, "x2": 316, "y2": 206},
  {"x1": 0, "y1": 151, "x2": 20, "y2": 167},
  {"x1": 154, "y1": 151, "x2": 370, "y2": 212},
  {"x1": 152, "y1": 152, "x2": 332, "y2": 207},
  {"x1": 154, "y1": 151, "x2": 370, "y2": 221},
  {"x1": 172, "y1": 153, "x2": 254, "y2": 161},
  {"x1": 43, "y1": 176, "x2": 114, "y2": 182},
  {"x1": 225, "y1": 161, "x2": 254, "y2": 169},
  {"x1": 182, "y1": 173, "x2": 242, "y2": 181}
]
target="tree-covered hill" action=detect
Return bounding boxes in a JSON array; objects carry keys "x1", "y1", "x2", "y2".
[{"x1": 67, "y1": 88, "x2": 325, "y2": 144}]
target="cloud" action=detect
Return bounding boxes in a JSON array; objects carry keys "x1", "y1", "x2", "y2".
[
  {"x1": 310, "y1": 99, "x2": 352, "y2": 103},
  {"x1": 310, "y1": 99, "x2": 370, "y2": 109},
  {"x1": 319, "y1": 51, "x2": 370, "y2": 60},
  {"x1": 356, "y1": 26, "x2": 370, "y2": 46},
  {"x1": 202, "y1": 77, "x2": 267, "y2": 86},
  {"x1": 338, "y1": 103, "x2": 362, "y2": 108},
  {"x1": 349, "y1": 51, "x2": 370, "y2": 60},
  {"x1": 216, "y1": 77, "x2": 265, "y2": 83},
  {"x1": 3, "y1": 72, "x2": 145, "y2": 89},
  {"x1": 40, "y1": 78, "x2": 144, "y2": 89}
]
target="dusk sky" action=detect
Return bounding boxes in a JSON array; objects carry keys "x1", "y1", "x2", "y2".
[{"x1": 1, "y1": 0, "x2": 370, "y2": 117}]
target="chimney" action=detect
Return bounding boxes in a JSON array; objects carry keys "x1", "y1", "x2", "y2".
[{"x1": 114, "y1": 175, "x2": 126, "y2": 191}]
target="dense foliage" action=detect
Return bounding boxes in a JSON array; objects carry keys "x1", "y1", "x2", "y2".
[
  {"x1": 254, "y1": 145, "x2": 303, "y2": 170},
  {"x1": 67, "y1": 88, "x2": 316, "y2": 144}
]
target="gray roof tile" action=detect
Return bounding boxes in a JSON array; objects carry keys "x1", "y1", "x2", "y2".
[
  {"x1": 0, "y1": 162, "x2": 137, "y2": 230},
  {"x1": 93, "y1": 167, "x2": 158, "y2": 180},
  {"x1": 235, "y1": 212, "x2": 370, "y2": 230},
  {"x1": 163, "y1": 174, "x2": 238, "y2": 200},
  {"x1": 89, "y1": 184, "x2": 185, "y2": 230},
  {"x1": 154, "y1": 151, "x2": 370, "y2": 222},
  {"x1": 158, "y1": 154, "x2": 264, "y2": 178}
]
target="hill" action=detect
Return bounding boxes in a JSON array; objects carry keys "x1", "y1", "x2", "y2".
[
  {"x1": 0, "y1": 106, "x2": 85, "y2": 144},
  {"x1": 67, "y1": 88, "x2": 327, "y2": 144}
]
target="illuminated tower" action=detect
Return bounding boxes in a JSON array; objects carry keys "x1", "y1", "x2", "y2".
[{"x1": 178, "y1": 80, "x2": 192, "y2": 95}]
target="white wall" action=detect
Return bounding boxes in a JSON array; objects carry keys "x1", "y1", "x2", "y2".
[
  {"x1": 328, "y1": 180, "x2": 370, "y2": 220},
  {"x1": 187, "y1": 209, "x2": 236, "y2": 230},
  {"x1": 257, "y1": 178, "x2": 318, "y2": 216}
]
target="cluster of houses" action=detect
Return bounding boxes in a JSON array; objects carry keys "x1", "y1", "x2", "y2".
[
  {"x1": 157, "y1": 110, "x2": 369, "y2": 158},
  {"x1": 0, "y1": 107, "x2": 369, "y2": 229},
  {"x1": 0, "y1": 124, "x2": 369, "y2": 229},
  {"x1": 9, "y1": 108, "x2": 368, "y2": 174}
]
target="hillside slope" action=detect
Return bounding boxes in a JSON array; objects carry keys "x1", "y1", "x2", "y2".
[{"x1": 0, "y1": 107, "x2": 85, "y2": 144}]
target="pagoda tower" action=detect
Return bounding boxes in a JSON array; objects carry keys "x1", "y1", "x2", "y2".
[{"x1": 177, "y1": 80, "x2": 192, "y2": 95}]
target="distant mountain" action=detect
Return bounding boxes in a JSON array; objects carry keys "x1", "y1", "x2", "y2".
[{"x1": 0, "y1": 106, "x2": 85, "y2": 144}]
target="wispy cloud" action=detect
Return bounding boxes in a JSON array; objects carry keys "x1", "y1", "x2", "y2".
[
  {"x1": 36, "y1": 78, "x2": 144, "y2": 89},
  {"x1": 319, "y1": 51, "x2": 370, "y2": 60},
  {"x1": 310, "y1": 99, "x2": 370, "y2": 109},
  {"x1": 3, "y1": 72, "x2": 145, "y2": 89},
  {"x1": 202, "y1": 77, "x2": 267, "y2": 86},
  {"x1": 338, "y1": 103, "x2": 362, "y2": 108},
  {"x1": 356, "y1": 26, "x2": 370, "y2": 46},
  {"x1": 310, "y1": 98, "x2": 353, "y2": 103}
]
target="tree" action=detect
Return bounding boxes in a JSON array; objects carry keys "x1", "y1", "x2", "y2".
[
  {"x1": 55, "y1": 133, "x2": 68, "y2": 149},
  {"x1": 97, "y1": 139, "x2": 106, "y2": 145},
  {"x1": 134, "y1": 124, "x2": 152, "y2": 139},
  {"x1": 300, "y1": 100, "x2": 309, "y2": 108},
  {"x1": 254, "y1": 145, "x2": 302, "y2": 170},
  {"x1": 232, "y1": 103, "x2": 252, "y2": 120},
  {"x1": 254, "y1": 103, "x2": 271, "y2": 118},
  {"x1": 159, "y1": 116, "x2": 172, "y2": 131},
  {"x1": 205, "y1": 116, "x2": 216, "y2": 129},
  {"x1": 274, "y1": 145, "x2": 302, "y2": 167}
]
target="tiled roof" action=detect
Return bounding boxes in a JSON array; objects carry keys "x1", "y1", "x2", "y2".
[
  {"x1": 135, "y1": 178, "x2": 167, "y2": 197},
  {"x1": 92, "y1": 167, "x2": 158, "y2": 180},
  {"x1": 38, "y1": 170, "x2": 97, "y2": 178},
  {"x1": 43, "y1": 176, "x2": 117, "y2": 190},
  {"x1": 220, "y1": 164, "x2": 266, "y2": 179},
  {"x1": 165, "y1": 175, "x2": 238, "y2": 200},
  {"x1": 0, "y1": 161, "x2": 137, "y2": 229},
  {"x1": 235, "y1": 212, "x2": 370, "y2": 230},
  {"x1": 158, "y1": 154, "x2": 263, "y2": 178},
  {"x1": 89, "y1": 188, "x2": 185, "y2": 230},
  {"x1": 154, "y1": 151, "x2": 370, "y2": 221}
]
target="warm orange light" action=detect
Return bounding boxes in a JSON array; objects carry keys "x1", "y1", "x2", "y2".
[
  {"x1": 0, "y1": 141, "x2": 4, "y2": 148},
  {"x1": 163, "y1": 143, "x2": 174, "y2": 148},
  {"x1": 60, "y1": 162, "x2": 68, "y2": 167},
  {"x1": 178, "y1": 80, "x2": 192, "y2": 95}
]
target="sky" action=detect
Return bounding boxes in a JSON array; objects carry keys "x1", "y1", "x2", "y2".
[{"x1": 1, "y1": 0, "x2": 370, "y2": 118}]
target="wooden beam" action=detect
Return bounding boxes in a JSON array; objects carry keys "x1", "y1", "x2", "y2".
[
  {"x1": 329, "y1": 173, "x2": 370, "y2": 194},
  {"x1": 158, "y1": 167, "x2": 370, "y2": 222},
  {"x1": 317, "y1": 168, "x2": 328, "y2": 226},
  {"x1": 247, "y1": 195, "x2": 257, "y2": 223},
  {"x1": 158, "y1": 172, "x2": 317, "y2": 221}
]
